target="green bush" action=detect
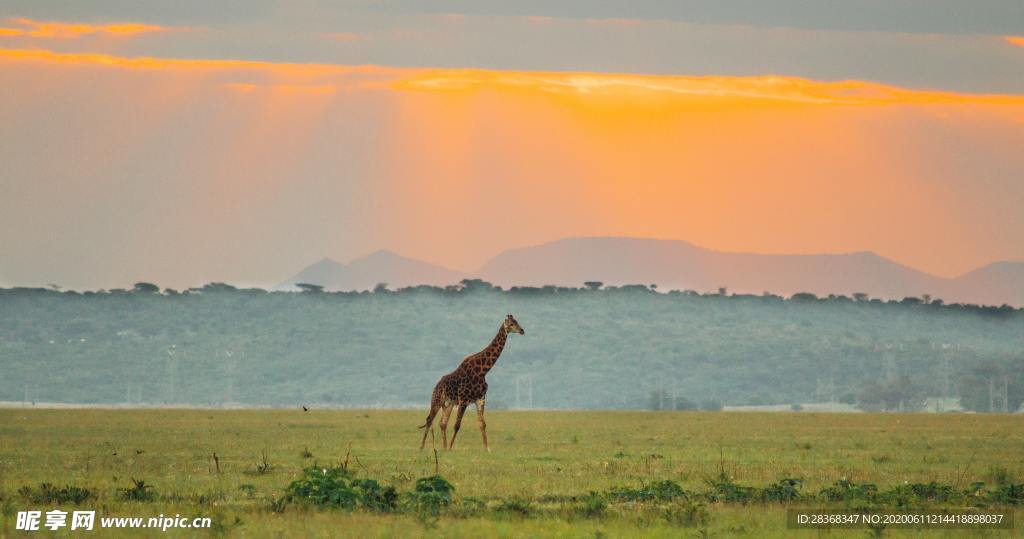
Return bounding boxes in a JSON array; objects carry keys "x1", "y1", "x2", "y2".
[
  {"x1": 704, "y1": 476, "x2": 756, "y2": 503},
  {"x1": 351, "y1": 479, "x2": 399, "y2": 512},
  {"x1": 608, "y1": 480, "x2": 686, "y2": 502},
  {"x1": 990, "y1": 482, "x2": 1024, "y2": 504},
  {"x1": 285, "y1": 466, "x2": 397, "y2": 512},
  {"x1": 760, "y1": 478, "x2": 802, "y2": 502},
  {"x1": 404, "y1": 475, "x2": 455, "y2": 517},
  {"x1": 18, "y1": 484, "x2": 93, "y2": 505},
  {"x1": 819, "y1": 479, "x2": 877, "y2": 502},
  {"x1": 118, "y1": 478, "x2": 155, "y2": 502}
]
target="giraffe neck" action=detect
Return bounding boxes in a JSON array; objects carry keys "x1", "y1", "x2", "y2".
[{"x1": 477, "y1": 324, "x2": 508, "y2": 374}]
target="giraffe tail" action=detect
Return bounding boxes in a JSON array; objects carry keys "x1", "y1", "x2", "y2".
[
  {"x1": 418, "y1": 405, "x2": 437, "y2": 429},
  {"x1": 419, "y1": 388, "x2": 442, "y2": 428}
]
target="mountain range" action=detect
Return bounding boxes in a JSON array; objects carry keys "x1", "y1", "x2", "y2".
[{"x1": 279, "y1": 237, "x2": 1024, "y2": 306}]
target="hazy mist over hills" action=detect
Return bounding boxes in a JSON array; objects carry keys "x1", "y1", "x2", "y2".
[
  {"x1": 1, "y1": 284, "x2": 1020, "y2": 411},
  {"x1": 282, "y1": 237, "x2": 1024, "y2": 307},
  {"x1": 279, "y1": 250, "x2": 463, "y2": 291}
]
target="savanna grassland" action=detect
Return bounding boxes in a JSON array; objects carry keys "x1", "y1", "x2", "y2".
[{"x1": 1, "y1": 409, "x2": 1021, "y2": 537}]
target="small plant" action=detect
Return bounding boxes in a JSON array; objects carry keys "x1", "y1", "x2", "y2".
[
  {"x1": 760, "y1": 478, "x2": 802, "y2": 502},
  {"x1": 285, "y1": 466, "x2": 353, "y2": 508},
  {"x1": 118, "y1": 478, "x2": 155, "y2": 502},
  {"x1": 238, "y1": 484, "x2": 256, "y2": 498},
  {"x1": 609, "y1": 479, "x2": 686, "y2": 502},
  {"x1": 18, "y1": 484, "x2": 93, "y2": 505},
  {"x1": 576, "y1": 491, "x2": 607, "y2": 518},
  {"x1": 990, "y1": 482, "x2": 1024, "y2": 504},
  {"x1": 245, "y1": 451, "x2": 274, "y2": 475},
  {"x1": 405, "y1": 475, "x2": 455, "y2": 517},
  {"x1": 351, "y1": 478, "x2": 399, "y2": 512},
  {"x1": 704, "y1": 475, "x2": 756, "y2": 504},
  {"x1": 284, "y1": 465, "x2": 399, "y2": 512},
  {"x1": 818, "y1": 479, "x2": 877, "y2": 502}
]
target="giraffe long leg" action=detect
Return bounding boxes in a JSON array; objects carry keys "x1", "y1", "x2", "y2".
[
  {"x1": 475, "y1": 398, "x2": 489, "y2": 452},
  {"x1": 419, "y1": 388, "x2": 443, "y2": 450},
  {"x1": 439, "y1": 403, "x2": 454, "y2": 450},
  {"x1": 447, "y1": 402, "x2": 470, "y2": 450}
]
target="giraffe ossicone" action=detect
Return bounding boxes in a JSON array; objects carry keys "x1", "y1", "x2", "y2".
[{"x1": 419, "y1": 314, "x2": 525, "y2": 451}]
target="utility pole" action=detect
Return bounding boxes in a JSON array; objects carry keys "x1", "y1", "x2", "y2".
[
  {"x1": 989, "y1": 378, "x2": 996, "y2": 413},
  {"x1": 881, "y1": 344, "x2": 898, "y2": 381},
  {"x1": 223, "y1": 349, "x2": 238, "y2": 404},
  {"x1": 934, "y1": 343, "x2": 958, "y2": 412},
  {"x1": 166, "y1": 345, "x2": 178, "y2": 404},
  {"x1": 989, "y1": 376, "x2": 1011, "y2": 413}
]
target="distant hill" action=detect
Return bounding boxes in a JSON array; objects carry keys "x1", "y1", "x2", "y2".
[
  {"x1": 284, "y1": 237, "x2": 1023, "y2": 306},
  {"x1": 944, "y1": 262, "x2": 1024, "y2": 306},
  {"x1": 280, "y1": 250, "x2": 464, "y2": 291},
  {"x1": 474, "y1": 237, "x2": 1022, "y2": 306}
]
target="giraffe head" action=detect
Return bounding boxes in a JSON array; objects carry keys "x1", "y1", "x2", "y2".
[{"x1": 503, "y1": 314, "x2": 525, "y2": 335}]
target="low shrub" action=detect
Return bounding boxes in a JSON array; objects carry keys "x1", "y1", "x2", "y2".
[
  {"x1": 819, "y1": 479, "x2": 877, "y2": 502},
  {"x1": 404, "y1": 475, "x2": 455, "y2": 517},
  {"x1": 285, "y1": 467, "x2": 398, "y2": 512},
  {"x1": 18, "y1": 483, "x2": 93, "y2": 505},
  {"x1": 704, "y1": 476, "x2": 757, "y2": 503},
  {"x1": 760, "y1": 478, "x2": 802, "y2": 502},
  {"x1": 609, "y1": 480, "x2": 686, "y2": 502},
  {"x1": 118, "y1": 478, "x2": 155, "y2": 502}
]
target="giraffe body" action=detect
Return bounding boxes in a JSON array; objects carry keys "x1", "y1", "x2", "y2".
[{"x1": 419, "y1": 314, "x2": 524, "y2": 451}]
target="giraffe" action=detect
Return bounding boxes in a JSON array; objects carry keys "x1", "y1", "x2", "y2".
[{"x1": 419, "y1": 314, "x2": 525, "y2": 451}]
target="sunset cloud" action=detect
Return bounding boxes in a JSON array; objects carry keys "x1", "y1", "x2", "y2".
[
  {"x1": 222, "y1": 82, "x2": 337, "y2": 95},
  {"x1": 0, "y1": 48, "x2": 396, "y2": 79},
  {"x1": 394, "y1": 69, "x2": 1024, "y2": 106},
  {"x1": 3, "y1": 47, "x2": 1022, "y2": 108},
  {"x1": 0, "y1": 17, "x2": 170, "y2": 39},
  {"x1": 2, "y1": 45, "x2": 1023, "y2": 287}
]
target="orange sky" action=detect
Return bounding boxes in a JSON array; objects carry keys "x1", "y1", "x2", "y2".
[{"x1": 2, "y1": 47, "x2": 1023, "y2": 288}]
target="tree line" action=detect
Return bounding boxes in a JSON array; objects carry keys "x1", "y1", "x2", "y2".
[{"x1": 0, "y1": 280, "x2": 1020, "y2": 412}]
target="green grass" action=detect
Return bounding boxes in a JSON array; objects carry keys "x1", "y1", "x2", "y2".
[{"x1": 0, "y1": 409, "x2": 1020, "y2": 537}]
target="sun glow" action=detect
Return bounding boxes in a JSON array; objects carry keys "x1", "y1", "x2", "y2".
[{"x1": 2, "y1": 47, "x2": 1023, "y2": 278}]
